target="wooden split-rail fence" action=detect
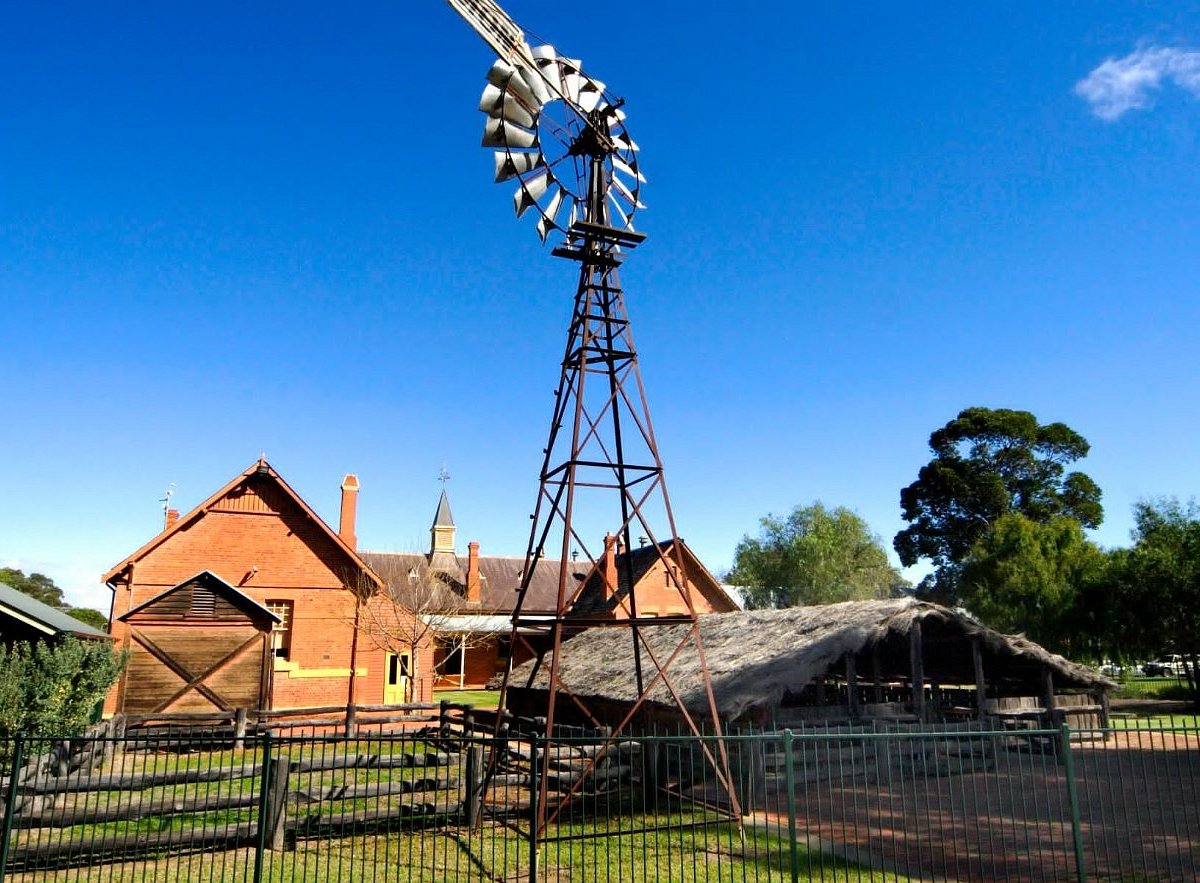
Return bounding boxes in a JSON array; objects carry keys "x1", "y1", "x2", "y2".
[{"x1": 0, "y1": 702, "x2": 493, "y2": 872}]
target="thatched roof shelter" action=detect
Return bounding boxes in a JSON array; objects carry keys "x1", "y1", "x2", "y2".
[{"x1": 507, "y1": 598, "x2": 1114, "y2": 725}]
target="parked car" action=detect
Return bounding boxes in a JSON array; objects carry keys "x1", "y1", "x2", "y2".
[{"x1": 1142, "y1": 655, "x2": 1185, "y2": 678}]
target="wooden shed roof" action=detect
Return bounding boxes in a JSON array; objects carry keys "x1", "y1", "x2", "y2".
[{"x1": 509, "y1": 598, "x2": 1115, "y2": 722}]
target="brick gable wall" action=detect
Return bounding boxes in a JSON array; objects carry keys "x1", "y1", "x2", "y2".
[{"x1": 105, "y1": 474, "x2": 433, "y2": 715}]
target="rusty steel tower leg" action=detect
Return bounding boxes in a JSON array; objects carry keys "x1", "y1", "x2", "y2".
[{"x1": 496, "y1": 221, "x2": 741, "y2": 835}]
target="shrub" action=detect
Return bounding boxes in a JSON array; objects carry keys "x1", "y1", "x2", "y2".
[{"x1": 0, "y1": 638, "x2": 128, "y2": 739}]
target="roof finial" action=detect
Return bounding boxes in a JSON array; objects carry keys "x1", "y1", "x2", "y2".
[{"x1": 438, "y1": 463, "x2": 451, "y2": 487}]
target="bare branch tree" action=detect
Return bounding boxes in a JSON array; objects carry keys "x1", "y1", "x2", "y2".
[{"x1": 354, "y1": 554, "x2": 508, "y2": 701}]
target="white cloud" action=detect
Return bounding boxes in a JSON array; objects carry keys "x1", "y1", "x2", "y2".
[{"x1": 1075, "y1": 45, "x2": 1200, "y2": 121}]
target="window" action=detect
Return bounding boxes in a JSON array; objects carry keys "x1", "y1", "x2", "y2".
[
  {"x1": 266, "y1": 600, "x2": 294, "y2": 660},
  {"x1": 388, "y1": 652, "x2": 410, "y2": 684}
]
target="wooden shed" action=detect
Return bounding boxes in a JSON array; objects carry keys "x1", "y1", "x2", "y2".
[
  {"x1": 117, "y1": 570, "x2": 279, "y2": 714},
  {"x1": 0, "y1": 581, "x2": 111, "y2": 649}
]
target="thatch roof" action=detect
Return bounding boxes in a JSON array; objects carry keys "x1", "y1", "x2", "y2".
[{"x1": 509, "y1": 598, "x2": 1114, "y2": 722}]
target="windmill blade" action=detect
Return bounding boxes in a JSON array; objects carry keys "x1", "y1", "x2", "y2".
[
  {"x1": 514, "y1": 169, "x2": 552, "y2": 217},
  {"x1": 494, "y1": 150, "x2": 543, "y2": 182},
  {"x1": 483, "y1": 117, "x2": 538, "y2": 149},
  {"x1": 517, "y1": 59, "x2": 554, "y2": 105},
  {"x1": 479, "y1": 85, "x2": 538, "y2": 128},
  {"x1": 536, "y1": 187, "x2": 567, "y2": 242},
  {"x1": 611, "y1": 155, "x2": 646, "y2": 184},
  {"x1": 486, "y1": 60, "x2": 543, "y2": 112},
  {"x1": 531, "y1": 44, "x2": 557, "y2": 65},
  {"x1": 578, "y1": 78, "x2": 605, "y2": 112},
  {"x1": 610, "y1": 133, "x2": 640, "y2": 152},
  {"x1": 609, "y1": 172, "x2": 644, "y2": 210},
  {"x1": 559, "y1": 59, "x2": 584, "y2": 103},
  {"x1": 607, "y1": 191, "x2": 631, "y2": 228}
]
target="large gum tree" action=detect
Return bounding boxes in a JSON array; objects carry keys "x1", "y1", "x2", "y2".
[{"x1": 894, "y1": 407, "x2": 1103, "y2": 601}]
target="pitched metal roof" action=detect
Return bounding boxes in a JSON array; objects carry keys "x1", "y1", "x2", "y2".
[
  {"x1": 0, "y1": 581, "x2": 111, "y2": 640},
  {"x1": 361, "y1": 551, "x2": 587, "y2": 613},
  {"x1": 570, "y1": 539, "x2": 739, "y2": 617}
]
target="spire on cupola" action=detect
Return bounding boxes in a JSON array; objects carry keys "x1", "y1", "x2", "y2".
[{"x1": 430, "y1": 488, "x2": 456, "y2": 557}]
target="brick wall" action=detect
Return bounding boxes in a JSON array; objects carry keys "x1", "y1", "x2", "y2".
[{"x1": 104, "y1": 473, "x2": 432, "y2": 714}]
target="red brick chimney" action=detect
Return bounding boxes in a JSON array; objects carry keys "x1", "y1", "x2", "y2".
[
  {"x1": 466, "y1": 541, "x2": 481, "y2": 604},
  {"x1": 603, "y1": 533, "x2": 618, "y2": 601},
  {"x1": 164, "y1": 508, "x2": 180, "y2": 531},
  {"x1": 339, "y1": 474, "x2": 359, "y2": 550}
]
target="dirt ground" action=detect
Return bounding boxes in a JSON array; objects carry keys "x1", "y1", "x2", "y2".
[{"x1": 759, "y1": 725, "x2": 1200, "y2": 882}]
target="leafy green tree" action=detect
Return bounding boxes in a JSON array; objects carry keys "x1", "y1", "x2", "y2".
[
  {"x1": 1, "y1": 567, "x2": 108, "y2": 631},
  {"x1": 894, "y1": 407, "x2": 1103, "y2": 600},
  {"x1": 0, "y1": 638, "x2": 128, "y2": 739},
  {"x1": 0, "y1": 567, "x2": 66, "y2": 606},
  {"x1": 728, "y1": 502, "x2": 903, "y2": 608},
  {"x1": 958, "y1": 514, "x2": 1105, "y2": 655},
  {"x1": 66, "y1": 607, "x2": 110, "y2": 630},
  {"x1": 1104, "y1": 499, "x2": 1200, "y2": 698}
]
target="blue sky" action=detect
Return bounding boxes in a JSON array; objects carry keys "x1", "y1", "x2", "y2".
[{"x1": 3, "y1": 1, "x2": 1199, "y2": 611}]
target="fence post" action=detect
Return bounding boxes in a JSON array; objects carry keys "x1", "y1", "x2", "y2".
[
  {"x1": 234, "y1": 708, "x2": 249, "y2": 751},
  {"x1": 528, "y1": 731, "x2": 540, "y2": 883},
  {"x1": 252, "y1": 733, "x2": 274, "y2": 883},
  {"x1": 783, "y1": 729, "x2": 800, "y2": 883},
  {"x1": 1060, "y1": 724, "x2": 1086, "y2": 883},
  {"x1": 0, "y1": 735, "x2": 24, "y2": 882},
  {"x1": 464, "y1": 742, "x2": 483, "y2": 828},
  {"x1": 266, "y1": 756, "x2": 291, "y2": 851},
  {"x1": 345, "y1": 704, "x2": 357, "y2": 740}
]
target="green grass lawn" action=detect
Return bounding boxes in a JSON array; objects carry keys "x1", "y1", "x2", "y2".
[
  {"x1": 1112, "y1": 676, "x2": 1193, "y2": 701},
  {"x1": 436, "y1": 689, "x2": 501, "y2": 709},
  {"x1": 1107, "y1": 713, "x2": 1200, "y2": 729},
  {"x1": 10, "y1": 816, "x2": 912, "y2": 882}
]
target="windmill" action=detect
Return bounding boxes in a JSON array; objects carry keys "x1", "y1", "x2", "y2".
[{"x1": 444, "y1": 0, "x2": 739, "y2": 833}]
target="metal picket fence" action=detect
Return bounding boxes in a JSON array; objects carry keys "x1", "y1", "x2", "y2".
[{"x1": 1, "y1": 719, "x2": 1197, "y2": 882}]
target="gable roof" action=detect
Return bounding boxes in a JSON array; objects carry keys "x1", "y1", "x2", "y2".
[
  {"x1": 361, "y1": 551, "x2": 587, "y2": 613},
  {"x1": 103, "y1": 459, "x2": 383, "y2": 593},
  {"x1": 0, "y1": 581, "x2": 111, "y2": 640},
  {"x1": 510, "y1": 599, "x2": 1115, "y2": 722},
  {"x1": 570, "y1": 539, "x2": 739, "y2": 616},
  {"x1": 119, "y1": 570, "x2": 282, "y2": 624}
]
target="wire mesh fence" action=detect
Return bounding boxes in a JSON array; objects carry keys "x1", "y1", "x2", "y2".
[{"x1": 1, "y1": 718, "x2": 1197, "y2": 882}]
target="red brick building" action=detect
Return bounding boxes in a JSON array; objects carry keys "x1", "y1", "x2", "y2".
[
  {"x1": 102, "y1": 460, "x2": 737, "y2": 712},
  {"x1": 103, "y1": 459, "x2": 431, "y2": 715},
  {"x1": 364, "y1": 494, "x2": 739, "y2": 691}
]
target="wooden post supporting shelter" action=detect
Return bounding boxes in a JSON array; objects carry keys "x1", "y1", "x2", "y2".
[
  {"x1": 909, "y1": 619, "x2": 925, "y2": 722},
  {"x1": 845, "y1": 654, "x2": 861, "y2": 721},
  {"x1": 971, "y1": 636, "x2": 988, "y2": 719},
  {"x1": 1042, "y1": 668, "x2": 1058, "y2": 726},
  {"x1": 871, "y1": 645, "x2": 884, "y2": 703}
]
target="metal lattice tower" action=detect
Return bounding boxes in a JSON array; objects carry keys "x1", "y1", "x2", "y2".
[{"x1": 443, "y1": 0, "x2": 740, "y2": 833}]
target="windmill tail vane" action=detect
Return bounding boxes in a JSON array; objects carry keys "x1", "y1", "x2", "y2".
[{"x1": 444, "y1": 0, "x2": 532, "y2": 68}]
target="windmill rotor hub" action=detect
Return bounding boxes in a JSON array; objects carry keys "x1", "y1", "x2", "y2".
[
  {"x1": 567, "y1": 111, "x2": 611, "y2": 159},
  {"x1": 475, "y1": 47, "x2": 644, "y2": 242}
]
